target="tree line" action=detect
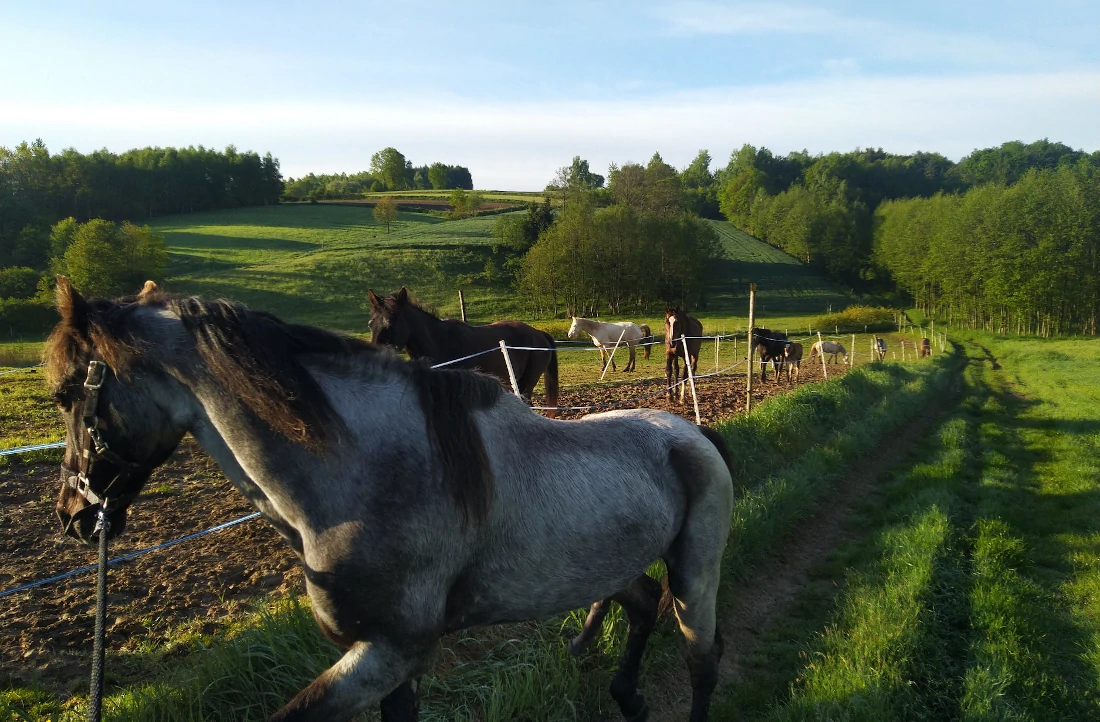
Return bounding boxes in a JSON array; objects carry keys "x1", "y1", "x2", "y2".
[
  {"x1": 282, "y1": 147, "x2": 473, "y2": 201},
  {"x1": 512, "y1": 154, "x2": 721, "y2": 317},
  {"x1": 714, "y1": 139, "x2": 1098, "y2": 293},
  {"x1": 0, "y1": 139, "x2": 282, "y2": 273},
  {"x1": 874, "y1": 163, "x2": 1100, "y2": 336}
]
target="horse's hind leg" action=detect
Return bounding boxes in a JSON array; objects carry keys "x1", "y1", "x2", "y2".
[
  {"x1": 608, "y1": 575, "x2": 662, "y2": 721},
  {"x1": 570, "y1": 598, "x2": 612, "y2": 654}
]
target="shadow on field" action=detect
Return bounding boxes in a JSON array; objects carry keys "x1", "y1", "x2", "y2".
[{"x1": 934, "y1": 341, "x2": 1100, "y2": 720}]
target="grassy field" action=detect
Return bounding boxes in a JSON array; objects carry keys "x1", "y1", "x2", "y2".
[
  {"x1": 147, "y1": 205, "x2": 858, "y2": 333},
  {"x1": 716, "y1": 334, "x2": 1100, "y2": 720}
]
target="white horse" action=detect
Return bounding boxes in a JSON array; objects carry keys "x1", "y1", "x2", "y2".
[
  {"x1": 567, "y1": 316, "x2": 651, "y2": 372},
  {"x1": 809, "y1": 340, "x2": 848, "y2": 364}
]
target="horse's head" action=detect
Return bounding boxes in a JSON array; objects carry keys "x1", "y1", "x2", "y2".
[
  {"x1": 47, "y1": 278, "x2": 189, "y2": 543},
  {"x1": 368, "y1": 287, "x2": 412, "y2": 349},
  {"x1": 567, "y1": 317, "x2": 580, "y2": 339},
  {"x1": 665, "y1": 308, "x2": 682, "y2": 346}
]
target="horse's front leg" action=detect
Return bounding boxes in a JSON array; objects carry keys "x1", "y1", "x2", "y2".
[
  {"x1": 268, "y1": 637, "x2": 434, "y2": 722},
  {"x1": 625, "y1": 343, "x2": 636, "y2": 372}
]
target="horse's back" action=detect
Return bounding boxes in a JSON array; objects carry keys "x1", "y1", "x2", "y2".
[{"x1": 459, "y1": 405, "x2": 731, "y2": 622}]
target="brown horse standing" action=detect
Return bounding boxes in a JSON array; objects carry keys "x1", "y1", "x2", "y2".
[
  {"x1": 665, "y1": 308, "x2": 703, "y2": 403},
  {"x1": 751, "y1": 328, "x2": 789, "y2": 383},
  {"x1": 368, "y1": 287, "x2": 559, "y2": 415},
  {"x1": 784, "y1": 342, "x2": 803, "y2": 383},
  {"x1": 920, "y1": 338, "x2": 932, "y2": 357}
]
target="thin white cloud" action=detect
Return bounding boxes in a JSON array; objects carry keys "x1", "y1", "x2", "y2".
[
  {"x1": 657, "y1": 1, "x2": 1064, "y2": 69},
  {"x1": 3, "y1": 70, "x2": 1098, "y2": 190}
]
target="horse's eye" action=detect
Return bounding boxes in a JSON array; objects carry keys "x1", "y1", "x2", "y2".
[{"x1": 52, "y1": 393, "x2": 71, "y2": 410}]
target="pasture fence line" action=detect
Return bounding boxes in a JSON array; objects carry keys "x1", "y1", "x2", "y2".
[
  {"x1": 1, "y1": 440, "x2": 66, "y2": 457},
  {"x1": 0, "y1": 512, "x2": 263, "y2": 600}
]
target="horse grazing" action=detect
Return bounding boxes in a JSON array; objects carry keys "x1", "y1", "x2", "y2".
[
  {"x1": 751, "y1": 328, "x2": 789, "y2": 383},
  {"x1": 783, "y1": 342, "x2": 803, "y2": 383},
  {"x1": 369, "y1": 287, "x2": 558, "y2": 415},
  {"x1": 48, "y1": 278, "x2": 734, "y2": 722},
  {"x1": 665, "y1": 308, "x2": 703, "y2": 403},
  {"x1": 809, "y1": 340, "x2": 848, "y2": 364},
  {"x1": 920, "y1": 337, "x2": 932, "y2": 357},
  {"x1": 567, "y1": 317, "x2": 650, "y2": 373}
]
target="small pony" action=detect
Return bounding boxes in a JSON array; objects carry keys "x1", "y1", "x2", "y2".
[
  {"x1": 919, "y1": 338, "x2": 932, "y2": 357},
  {"x1": 783, "y1": 342, "x2": 803, "y2": 383},
  {"x1": 665, "y1": 308, "x2": 703, "y2": 403}
]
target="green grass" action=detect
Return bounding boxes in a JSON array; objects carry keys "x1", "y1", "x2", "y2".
[
  {"x1": 0, "y1": 366, "x2": 62, "y2": 465},
  {"x1": 716, "y1": 334, "x2": 1100, "y2": 720},
  {"x1": 146, "y1": 205, "x2": 862, "y2": 333}
]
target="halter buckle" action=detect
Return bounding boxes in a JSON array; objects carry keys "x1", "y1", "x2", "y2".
[{"x1": 84, "y1": 360, "x2": 107, "y2": 391}]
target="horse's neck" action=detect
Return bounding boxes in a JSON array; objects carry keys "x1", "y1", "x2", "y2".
[
  {"x1": 405, "y1": 307, "x2": 442, "y2": 360},
  {"x1": 181, "y1": 378, "x2": 319, "y2": 537}
]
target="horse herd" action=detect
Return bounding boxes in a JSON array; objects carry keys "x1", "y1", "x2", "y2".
[
  {"x1": 368, "y1": 287, "x2": 721, "y2": 407},
  {"x1": 42, "y1": 281, "x2": 869, "y2": 722}
]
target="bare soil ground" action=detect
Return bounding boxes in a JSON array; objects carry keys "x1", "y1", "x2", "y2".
[{"x1": 0, "y1": 361, "x2": 850, "y2": 693}]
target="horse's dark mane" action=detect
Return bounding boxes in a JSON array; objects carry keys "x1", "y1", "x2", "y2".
[{"x1": 46, "y1": 289, "x2": 501, "y2": 524}]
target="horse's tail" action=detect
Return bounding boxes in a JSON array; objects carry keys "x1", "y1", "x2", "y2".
[
  {"x1": 659, "y1": 423, "x2": 733, "y2": 617},
  {"x1": 640, "y1": 324, "x2": 651, "y2": 359},
  {"x1": 543, "y1": 335, "x2": 559, "y2": 419}
]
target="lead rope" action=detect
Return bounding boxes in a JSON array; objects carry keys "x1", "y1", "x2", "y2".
[{"x1": 88, "y1": 503, "x2": 110, "y2": 722}]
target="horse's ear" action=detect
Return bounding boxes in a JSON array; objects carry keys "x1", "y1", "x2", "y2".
[
  {"x1": 137, "y1": 280, "x2": 158, "y2": 300},
  {"x1": 55, "y1": 276, "x2": 90, "y2": 335},
  {"x1": 396, "y1": 286, "x2": 409, "y2": 303},
  {"x1": 368, "y1": 289, "x2": 382, "y2": 308}
]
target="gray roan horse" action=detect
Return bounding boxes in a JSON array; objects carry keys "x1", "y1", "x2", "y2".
[{"x1": 48, "y1": 278, "x2": 734, "y2": 721}]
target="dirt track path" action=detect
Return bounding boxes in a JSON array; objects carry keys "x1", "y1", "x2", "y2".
[{"x1": 644, "y1": 368, "x2": 962, "y2": 720}]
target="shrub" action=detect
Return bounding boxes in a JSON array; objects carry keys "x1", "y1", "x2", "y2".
[
  {"x1": 811, "y1": 305, "x2": 897, "y2": 332},
  {"x1": 0, "y1": 267, "x2": 41, "y2": 300},
  {"x1": 0, "y1": 298, "x2": 58, "y2": 336}
]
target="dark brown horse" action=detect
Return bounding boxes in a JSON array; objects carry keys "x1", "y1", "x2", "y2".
[
  {"x1": 665, "y1": 308, "x2": 703, "y2": 403},
  {"x1": 368, "y1": 287, "x2": 559, "y2": 414},
  {"x1": 752, "y1": 328, "x2": 789, "y2": 383},
  {"x1": 920, "y1": 337, "x2": 932, "y2": 357}
]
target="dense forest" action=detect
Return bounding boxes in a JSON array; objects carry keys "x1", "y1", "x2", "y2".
[
  {"x1": 700, "y1": 139, "x2": 1100, "y2": 335},
  {"x1": 875, "y1": 165, "x2": 1099, "y2": 336},
  {"x1": 282, "y1": 147, "x2": 473, "y2": 201}
]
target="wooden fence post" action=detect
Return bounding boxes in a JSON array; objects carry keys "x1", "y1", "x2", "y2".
[
  {"x1": 599, "y1": 329, "x2": 626, "y2": 381},
  {"x1": 851, "y1": 334, "x2": 856, "y2": 367},
  {"x1": 746, "y1": 285, "x2": 756, "y2": 412},
  {"x1": 458, "y1": 289, "x2": 467, "y2": 323},
  {"x1": 817, "y1": 331, "x2": 828, "y2": 380},
  {"x1": 682, "y1": 335, "x2": 702, "y2": 425},
  {"x1": 498, "y1": 340, "x2": 522, "y2": 397}
]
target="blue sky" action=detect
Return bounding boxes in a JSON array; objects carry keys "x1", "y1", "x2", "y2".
[{"x1": 2, "y1": 0, "x2": 1098, "y2": 189}]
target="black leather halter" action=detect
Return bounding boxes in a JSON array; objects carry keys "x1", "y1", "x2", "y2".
[{"x1": 63, "y1": 360, "x2": 141, "y2": 515}]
